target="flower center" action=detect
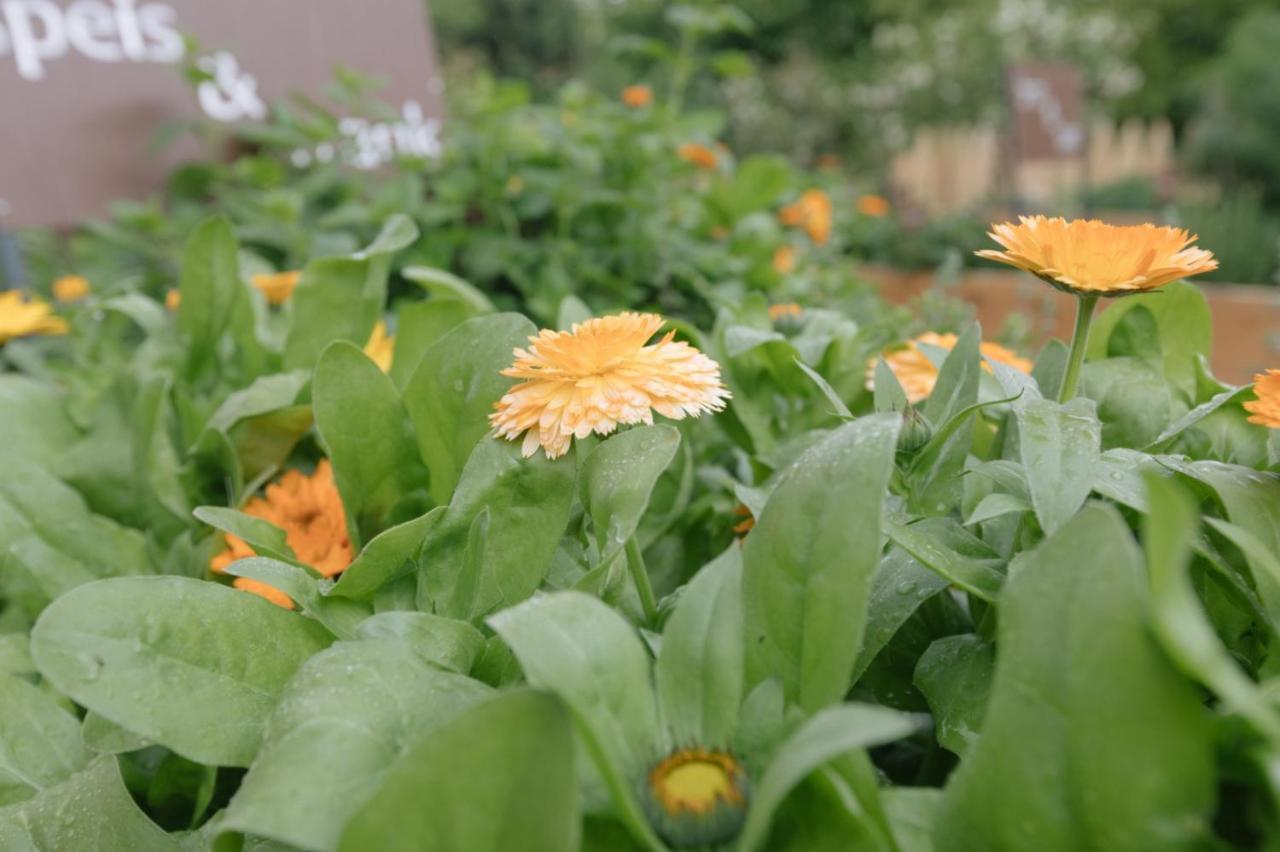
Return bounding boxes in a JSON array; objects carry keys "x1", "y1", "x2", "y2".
[{"x1": 645, "y1": 748, "x2": 748, "y2": 848}]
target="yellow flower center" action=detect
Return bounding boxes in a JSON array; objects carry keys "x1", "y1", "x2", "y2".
[
  {"x1": 653, "y1": 757, "x2": 739, "y2": 815},
  {"x1": 645, "y1": 748, "x2": 748, "y2": 848}
]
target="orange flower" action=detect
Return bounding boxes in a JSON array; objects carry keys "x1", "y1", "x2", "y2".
[
  {"x1": 678, "y1": 143, "x2": 719, "y2": 170},
  {"x1": 816, "y1": 153, "x2": 841, "y2": 172},
  {"x1": 867, "y1": 332, "x2": 1034, "y2": 404},
  {"x1": 622, "y1": 85, "x2": 654, "y2": 108},
  {"x1": 779, "y1": 189, "x2": 833, "y2": 245},
  {"x1": 857, "y1": 194, "x2": 890, "y2": 218},
  {"x1": 0, "y1": 290, "x2": 68, "y2": 344},
  {"x1": 52, "y1": 275, "x2": 90, "y2": 302},
  {"x1": 768, "y1": 303, "x2": 802, "y2": 321},
  {"x1": 772, "y1": 245, "x2": 796, "y2": 274},
  {"x1": 976, "y1": 216, "x2": 1218, "y2": 296},
  {"x1": 165, "y1": 289, "x2": 181, "y2": 311},
  {"x1": 251, "y1": 270, "x2": 302, "y2": 306},
  {"x1": 490, "y1": 312, "x2": 730, "y2": 459},
  {"x1": 209, "y1": 460, "x2": 353, "y2": 608},
  {"x1": 732, "y1": 504, "x2": 755, "y2": 535},
  {"x1": 1244, "y1": 369, "x2": 1280, "y2": 429},
  {"x1": 364, "y1": 321, "x2": 394, "y2": 373}
]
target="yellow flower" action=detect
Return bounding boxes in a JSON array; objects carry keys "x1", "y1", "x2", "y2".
[
  {"x1": 772, "y1": 245, "x2": 796, "y2": 274},
  {"x1": 165, "y1": 289, "x2": 181, "y2": 311},
  {"x1": 490, "y1": 312, "x2": 730, "y2": 459},
  {"x1": 622, "y1": 85, "x2": 654, "y2": 108},
  {"x1": 52, "y1": 275, "x2": 90, "y2": 302},
  {"x1": 975, "y1": 216, "x2": 1218, "y2": 296},
  {"x1": 0, "y1": 290, "x2": 68, "y2": 344},
  {"x1": 779, "y1": 189, "x2": 833, "y2": 245},
  {"x1": 857, "y1": 194, "x2": 891, "y2": 218},
  {"x1": 209, "y1": 460, "x2": 353, "y2": 608},
  {"x1": 646, "y1": 747, "x2": 748, "y2": 847},
  {"x1": 364, "y1": 321, "x2": 394, "y2": 373},
  {"x1": 867, "y1": 332, "x2": 1034, "y2": 404},
  {"x1": 1244, "y1": 369, "x2": 1280, "y2": 429},
  {"x1": 678, "y1": 143, "x2": 719, "y2": 170},
  {"x1": 251, "y1": 270, "x2": 302, "y2": 305},
  {"x1": 768, "y1": 302, "x2": 802, "y2": 321}
]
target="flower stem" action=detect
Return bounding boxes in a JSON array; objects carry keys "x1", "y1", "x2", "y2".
[
  {"x1": 1059, "y1": 294, "x2": 1100, "y2": 403},
  {"x1": 625, "y1": 537, "x2": 659, "y2": 626}
]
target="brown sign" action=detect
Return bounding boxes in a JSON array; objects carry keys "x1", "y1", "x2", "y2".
[
  {"x1": 1007, "y1": 62, "x2": 1085, "y2": 161},
  {"x1": 0, "y1": 1, "x2": 445, "y2": 227}
]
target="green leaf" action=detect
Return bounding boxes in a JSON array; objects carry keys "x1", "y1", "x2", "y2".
[
  {"x1": 583, "y1": 426, "x2": 681, "y2": 561},
  {"x1": 1015, "y1": 396, "x2": 1101, "y2": 535},
  {"x1": 489, "y1": 591, "x2": 664, "y2": 851},
  {"x1": 556, "y1": 294, "x2": 593, "y2": 330},
  {"x1": 743, "y1": 414, "x2": 901, "y2": 713},
  {"x1": 934, "y1": 505, "x2": 1216, "y2": 851},
  {"x1": 354, "y1": 611, "x2": 485, "y2": 674},
  {"x1": 222, "y1": 557, "x2": 370, "y2": 639},
  {"x1": 1148, "y1": 385, "x2": 1253, "y2": 449},
  {"x1": 313, "y1": 341, "x2": 428, "y2": 546},
  {"x1": 329, "y1": 509, "x2": 440, "y2": 599},
  {"x1": 882, "y1": 516, "x2": 1004, "y2": 602},
  {"x1": 178, "y1": 216, "x2": 241, "y2": 375},
  {"x1": 0, "y1": 671, "x2": 89, "y2": 806},
  {"x1": 193, "y1": 505, "x2": 298, "y2": 566},
  {"x1": 883, "y1": 788, "x2": 942, "y2": 852},
  {"x1": 338, "y1": 690, "x2": 577, "y2": 852},
  {"x1": 404, "y1": 313, "x2": 537, "y2": 504},
  {"x1": 31, "y1": 577, "x2": 332, "y2": 767},
  {"x1": 735, "y1": 703, "x2": 919, "y2": 852},
  {"x1": 852, "y1": 550, "x2": 952, "y2": 683},
  {"x1": 913, "y1": 635, "x2": 994, "y2": 757},
  {"x1": 284, "y1": 216, "x2": 418, "y2": 370},
  {"x1": 0, "y1": 757, "x2": 175, "y2": 851},
  {"x1": 655, "y1": 547, "x2": 744, "y2": 747},
  {"x1": 873, "y1": 359, "x2": 908, "y2": 414},
  {"x1": 387, "y1": 299, "x2": 480, "y2": 390},
  {"x1": 421, "y1": 439, "x2": 576, "y2": 621},
  {"x1": 402, "y1": 266, "x2": 496, "y2": 313},
  {"x1": 795, "y1": 360, "x2": 853, "y2": 419},
  {"x1": 1087, "y1": 282, "x2": 1211, "y2": 393},
  {"x1": 924, "y1": 325, "x2": 982, "y2": 428},
  {"x1": 221, "y1": 639, "x2": 491, "y2": 851},
  {"x1": 0, "y1": 377, "x2": 77, "y2": 470}
]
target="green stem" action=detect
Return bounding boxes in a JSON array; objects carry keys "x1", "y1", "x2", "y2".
[
  {"x1": 1059, "y1": 294, "x2": 1100, "y2": 403},
  {"x1": 625, "y1": 537, "x2": 659, "y2": 626}
]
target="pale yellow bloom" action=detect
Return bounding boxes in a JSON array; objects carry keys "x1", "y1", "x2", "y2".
[
  {"x1": 52, "y1": 275, "x2": 90, "y2": 302},
  {"x1": 857, "y1": 194, "x2": 890, "y2": 218},
  {"x1": 678, "y1": 143, "x2": 719, "y2": 170},
  {"x1": 1244, "y1": 369, "x2": 1280, "y2": 429},
  {"x1": 772, "y1": 245, "x2": 796, "y2": 274},
  {"x1": 364, "y1": 321, "x2": 394, "y2": 373},
  {"x1": 622, "y1": 85, "x2": 654, "y2": 108},
  {"x1": 867, "y1": 332, "x2": 1034, "y2": 404},
  {"x1": 165, "y1": 289, "x2": 181, "y2": 311},
  {"x1": 0, "y1": 290, "x2": 68, "y2": 344},
  {"x1": 976, "y1": 216, "x2": 1218, "y2": 296},
  {"x1": 251, "y1": 270, "x2": 302, "y2": 305},
  {"x1": 779, "y1": 189, "x2": 833, "y2": 245},
  {"x1": 490, "y1": 312, "x2": 730, "y2": 459}
]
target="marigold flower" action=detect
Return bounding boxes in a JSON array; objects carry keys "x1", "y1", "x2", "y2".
[
  {"x1": 976, "y1": 216, "x2": 1218, "y2": 296},
  {"x1": 165, "y1": 289, "x2": 181, "y2": 311},
  {"x1": 857, "y1": 194, "x2": 891, "y2": 218},
  {"x1": 867, "y1": 331, "x2": 1033, "y2": 404},
  {"x1": 622, "y1": 85, "x2": 653, "y2": 108},
  {"x1": 0, "y1": 290, "x2": 68, "y2": 344},
  {"x1": 251, "y1": 270, "x2": 302, "y2": 305},
  {"x1": 772, "y1": 245, "x2": 796, "y2": 274},
  {"x1": 52, "y1": 275, "x2": 90, "y2": 302},
  {"x1": 732, "y1": 503, "x2": 755, "y2": 535},
  {"x1": 209, "y1": 460, "x2": 353, "y2": 608},
  {"x1": 364, "y1": 321, "x2": 394, "y2": 373},
  {"x1": 490, "y1": 312, "x2": 730, "y2": 459},
  {"x1": 779, "y1": 189, "x2": 833, "y2": 245},
  {"x1": 645, "y1": 747, "x2": 748, "y2": 847},
  {"x1": 678, "y1": 143, "x2": 719, "y2": 170},
  {"x1": 768, "y1": 303, "x2": 802, "y2": 321},
  {"x1": 1244, "y1": 369, "x2": 1280, "y2": 429}
]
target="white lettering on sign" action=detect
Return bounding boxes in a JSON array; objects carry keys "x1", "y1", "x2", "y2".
[
  {"x1": 291, "y1": 100, "x2": 443, "y2": 170},
  {"x1": 196, "y1": 50, "x2": 265, "y2": 122},
  {"x1": 0, "y1": 0, "x2": 181, "y2": 80}
]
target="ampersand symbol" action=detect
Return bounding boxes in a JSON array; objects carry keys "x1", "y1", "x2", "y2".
[{"x1": 197, "y1": 51, "x2": 267, "y2": 123}]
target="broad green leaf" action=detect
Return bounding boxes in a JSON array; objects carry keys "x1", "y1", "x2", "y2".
[
  {"x1": 221, "y1": 639, "x2": 491, "y2": 851},
  {"x1": 1087, "y1": 282, "x2": 1211, "y2": 392},
  {"x1": 1143, "y1": 474, "x2": 1280, "y2": 741},
  {"x1": 31, "y1": 577, "x2": 332, "y2": 767},
  {"x1": 421, "y1": 439, "x2": 575, "y2": 620},
  {"x1": 795, "y1": 360, "x2": 853, "y2": 419},
  {"x1": 873, "y1": 358, "x2": 909, "y2": 414},
  {"x1": 387, "y1": 299, "x2": 480, "y2": 389},
  {"x1": 0, "y1": 672, "x2": 89, "y2": 805},
  {"x1": 223, "y1": 557, "x2": 371, "y2": 640},
  {"x1": 193, "y1": 505, "x2": 298, "y2": 566},
  {"x1": 196, "y1": 372, "x2": 312, "y2": 491},
  {"x1": 82, "y1": 712, "x2": 150, "y2": 755},
  {"x1": 583, "y1": 426, "x2": 681, "y2": 560},
  {"x1": 313, "y1": 341, "x2": 428, "y2": 546},
  {"x1": 934, "y1": 505, "x2": 1216, "y2": 851},
  {"x1": 655, "y1": 546, "x2": 744, "y2": 746},
  {"x1": 852, "y1": 550, "x2": 951, "y2": 683},
  {"x1": 402, "y1": 265, "x2": 496, "y2": 313},
  {"x1": 1082, "y1": 358, "x2": 1171, "y2": 449},
  {"x1": 338, "y1": 690, "x2": 577, "y2": 852},
  {"x1": 883, "y1": 788, "x2": 942, "y2": 852},
  {"x1": 743, "y1": 414, "x2": 900, "y2": 713},
  {"x1": 0, "y1": 377, "x2": 77, "y2": 469},
  {"x1": 556, "y1": 294, "x2": 593, "y2": 330},
  {"x1": 178, "y1": 216, "x2": 241, "y2": 375},
  {"x1": 329, "y1": 509, "x2": 440, "y2": 599},
  {"x1": 404, "y1": 313, "x2": 536, "y2": 503},
  {"x1": 1015, "y1": 396, "x2": 1101, "y2": 535},
  {"x1": 923, "y1": 325, "x2": 981, "y2": 428},
  {"x1": 0, "y1": 757, "x2": 175, "y2": 851},
  {"x1": 1148, "y1": 385, "x2": 1252, "y2": 449},
  {"x1": 913, "y1": 635, "x2": 994, "y2": 757},
  {"x1": 355, "y1": 611, "x2": 486, "y2": 674},
  {"x1": 489, "y1": 592, "x2": 664, "y2": 851},
  {"x1": 882, "y1": 516, "x2": 1004, "y2": 602},
  {"x1": 736, "y1": 703, "x2": 919, "y2": 852}
]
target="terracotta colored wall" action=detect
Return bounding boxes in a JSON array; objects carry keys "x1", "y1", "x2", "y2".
[{"x1": 861, "y1": 265, "x2": 1280, "y2": 385}]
